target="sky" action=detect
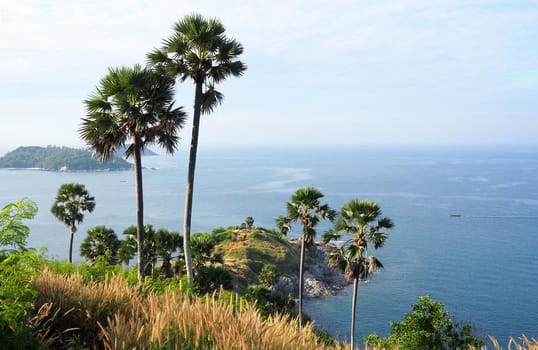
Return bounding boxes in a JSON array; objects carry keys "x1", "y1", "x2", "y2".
[{"x1": 1, "y1": 0, "x2": 537, "y2": 152}]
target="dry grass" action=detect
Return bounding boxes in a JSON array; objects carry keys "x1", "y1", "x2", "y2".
[
  {"x1": 30, "y1": 269, "x2": 537, "y2": 350},
  {"x1": 103, "y1": 291, "x2": 343, "y2": 350},
  {"x1": 32, "y1": 268, "x2": 140, "y2": 348},
  {"x1": 32, "y1": 269, "x2": 344, "y2": 350},
  {"x1": 487, "y1": 336, "x2": 538, "y2": 350}
]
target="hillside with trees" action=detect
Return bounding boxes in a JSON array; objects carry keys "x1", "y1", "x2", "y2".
[{"x1": 0, "y1": 146, "x2": 131, "y2": 171}]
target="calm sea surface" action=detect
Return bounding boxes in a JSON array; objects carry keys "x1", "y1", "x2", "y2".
[{"x1": 1, "y1": 145, "x2": 537, "y2": 344}]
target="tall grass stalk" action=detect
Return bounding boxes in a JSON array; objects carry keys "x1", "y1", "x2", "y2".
[{"x1": 32, "y1": 269, "x2": 343, "y2": 349}]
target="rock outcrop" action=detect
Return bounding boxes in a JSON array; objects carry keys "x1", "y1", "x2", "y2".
[{"x1": 272, "y1": 243, "x2": 349, "y2": 298}]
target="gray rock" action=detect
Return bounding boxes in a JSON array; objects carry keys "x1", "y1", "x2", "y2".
[{"x1": 271, "y1": 243, "x2": 350, "y2": 298}]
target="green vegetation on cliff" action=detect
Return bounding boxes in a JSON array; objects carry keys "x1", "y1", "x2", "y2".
[
  {"x1": 0, "y1": 146, "x2": 131, "y2": 171},
  {"x1": 213, "y1": 227, "x2": 300, "y2": 292}
]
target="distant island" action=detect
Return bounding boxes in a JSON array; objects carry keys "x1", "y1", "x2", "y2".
[
  {"x1": 115, "y1": 145, "x2": 159, "y2": 157},
  {"x1": 0, "y1": 146, "x2": 132, "y2": 171}
]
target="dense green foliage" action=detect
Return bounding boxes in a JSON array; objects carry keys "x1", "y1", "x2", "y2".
[
  {"x1": 0, "y1": 198, "x2": 38, "y2": 254},
  {"x1": 80, "y1": 226, "x2": 121, "y2": 265},
  {"x1": 195, "y1": 265, "x2": 233, "y2": 294},
  {"x1": 364, "y1": 295, "x2": 483, "y2": 350},
  {"x1": 119, "y1": 225, "x2": 182, "y2": 277},
  {"x1": 0, "y1": 198, "x2": 43, "y2": 349},
  {"x1": 0, "y1": 146, "x2": 131, "y2": 171},
  {"x1": 243, "y1": 285, "x2": 295, "y2": 319},
  {"x1": 259, "y1": 264, "x2": 279, "y2": 288},
  {"x1": 214, "y1": 227, "x2": 300, "y2": 292},
  {"x1": 0, "y1": 252, "x2": 43, "y2": 349}
]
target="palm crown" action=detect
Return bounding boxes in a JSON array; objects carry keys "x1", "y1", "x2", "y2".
[
  {"x1": 325, "y1": 199, "x2": 394, "y2": 281},
  {"x1": 51, "y1": 183, "x2": 95, "y2": 232},
  {"x1": 286, "y1": 187, "x2": 336, "y2": 246},
  {"x1": 148, "y1": 14, "x2": 246, "y2": 81},
  {"x1": 148, "y1": 13, "x2": 246, "y2": 114},
  {"x1": 80, "y1": 64, "x2": 186, "y2": 159}
]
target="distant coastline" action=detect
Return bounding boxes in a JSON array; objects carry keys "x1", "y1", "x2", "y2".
[{"x1": 0, "y1": 146, "x2": 132, "y2": 172}]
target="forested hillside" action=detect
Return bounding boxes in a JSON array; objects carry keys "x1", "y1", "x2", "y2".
[{"x1": 0, "y1": 146, "x2": 131, "y2": 171}]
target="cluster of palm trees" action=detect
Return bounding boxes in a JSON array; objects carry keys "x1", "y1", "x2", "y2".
[
  {"x1": 79, "y1": 13, "x2": 246, "y2": 282},
  {"x1": 49, "y1": 181, "x2": 393, "y2": 349},
  {"x1": 279, "y1": 187, "x2": 394, "y2": 350}
]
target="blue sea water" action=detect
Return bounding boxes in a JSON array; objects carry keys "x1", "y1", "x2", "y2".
[{"x1": 1, "y1": 144, "x2": 537, "y2": 345}]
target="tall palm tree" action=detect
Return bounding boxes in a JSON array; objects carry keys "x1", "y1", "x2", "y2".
[
  {"x1": 324, "y1": 199, "x2": 394, "y2": 350},
  {"x1": 51, "y1": 183, "x2": 96, "y2": 263},
  {"x1": 286, "y1": 187, "x2": 335, "y2": 327},
  {"x1": 148, "y1": 13, "x2": 246, "y2": 284},
  {"x1": 79, "y1": 65, "x2": 186, "y2": 281}
]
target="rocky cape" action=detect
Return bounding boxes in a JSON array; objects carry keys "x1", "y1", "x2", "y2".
[{"x1": 216, "y1": 228, "x2": 349, "y2": 298}]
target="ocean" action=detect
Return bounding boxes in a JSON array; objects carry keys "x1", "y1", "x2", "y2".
[{"x1": 1, "y1": 144, "x2": 537, "y2": 345}]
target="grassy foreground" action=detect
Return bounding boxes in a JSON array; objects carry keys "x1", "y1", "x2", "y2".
[
  {"x1": 31, "y1": 269, "x2": 343, "y2": 350},
  {"x1": 28, "y1": 268, "x2": 537, "y2": 350}
]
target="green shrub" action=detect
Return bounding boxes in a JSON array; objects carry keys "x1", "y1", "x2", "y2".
[
  {"x1": 0, "y1": 198, "x2": 38, "y2": 254},
  {"x1": 195, "y1": 265, "x2": 233, "y2": 294},
  {"x1": 0, "y1": 252, "x2": 44, "y2": 349},
  {"x1": 243, "y1": 285, "x2": 295, "y2": 319},
  {"x1": 364, "y1": 295, "x2": 483, "y2": 350},
  {"x1": 142, "y1": 275, "x2": 185, "y2": 295},
  {"x1": 80, "y1": 226, "x2": 120, "y2": 265},
  {"x1": 0, "y1": 198, "x2": 42, "y2": 348},
  {"x1": 78, "y1": 256, "x2": 124, "y2": 282},
  {"x1": 259, "y1": 264, "x2": 279, "y2": 287}
]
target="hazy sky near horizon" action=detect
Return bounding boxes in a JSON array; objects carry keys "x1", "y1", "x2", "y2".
[{"x1": 1, "y1": 0, "x2": 537, "y2": 151}]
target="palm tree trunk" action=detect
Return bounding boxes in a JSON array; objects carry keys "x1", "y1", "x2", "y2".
[
  {"x1": 68, "y1": 225, "x2": 76, "y2": 263},
  {"x1": 351, "y1": 276, "x2": 359, "y2": 350},
  {"x1": 133, "y1": 136, "x2": 145, "y2": 282},
  {"x1": 183, "y1": 80, "x2": 203, "y2": 285},
  {"x1": 298, "y1": 235, "x2": 306, "y2": 328}
]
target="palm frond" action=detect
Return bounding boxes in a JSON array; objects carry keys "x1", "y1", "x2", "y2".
[
  {"x1": 147, "y1": 48, "x2": 171, "y2": 66},
  {"x1": 275, "y1": 215, "x2": 291, "y2": 236},
  {"x1": 285, "y1": 202, "x2": 301, "y2": 221},
  {"x1": 367, "y1": 229, "x2": 388, "y2": 249},
  {"x1": 367, "y1": 256, "x2": 384, "y2": 274},
  {"x1": 377, "y1": 216, "x2": 395, "y2": 229},
  {"x1": 200, "y1": 85, "x2": 224, "y2": 115},
  {"x1": 322, "y1": 229, "x2": 341, "y2": 244}
]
